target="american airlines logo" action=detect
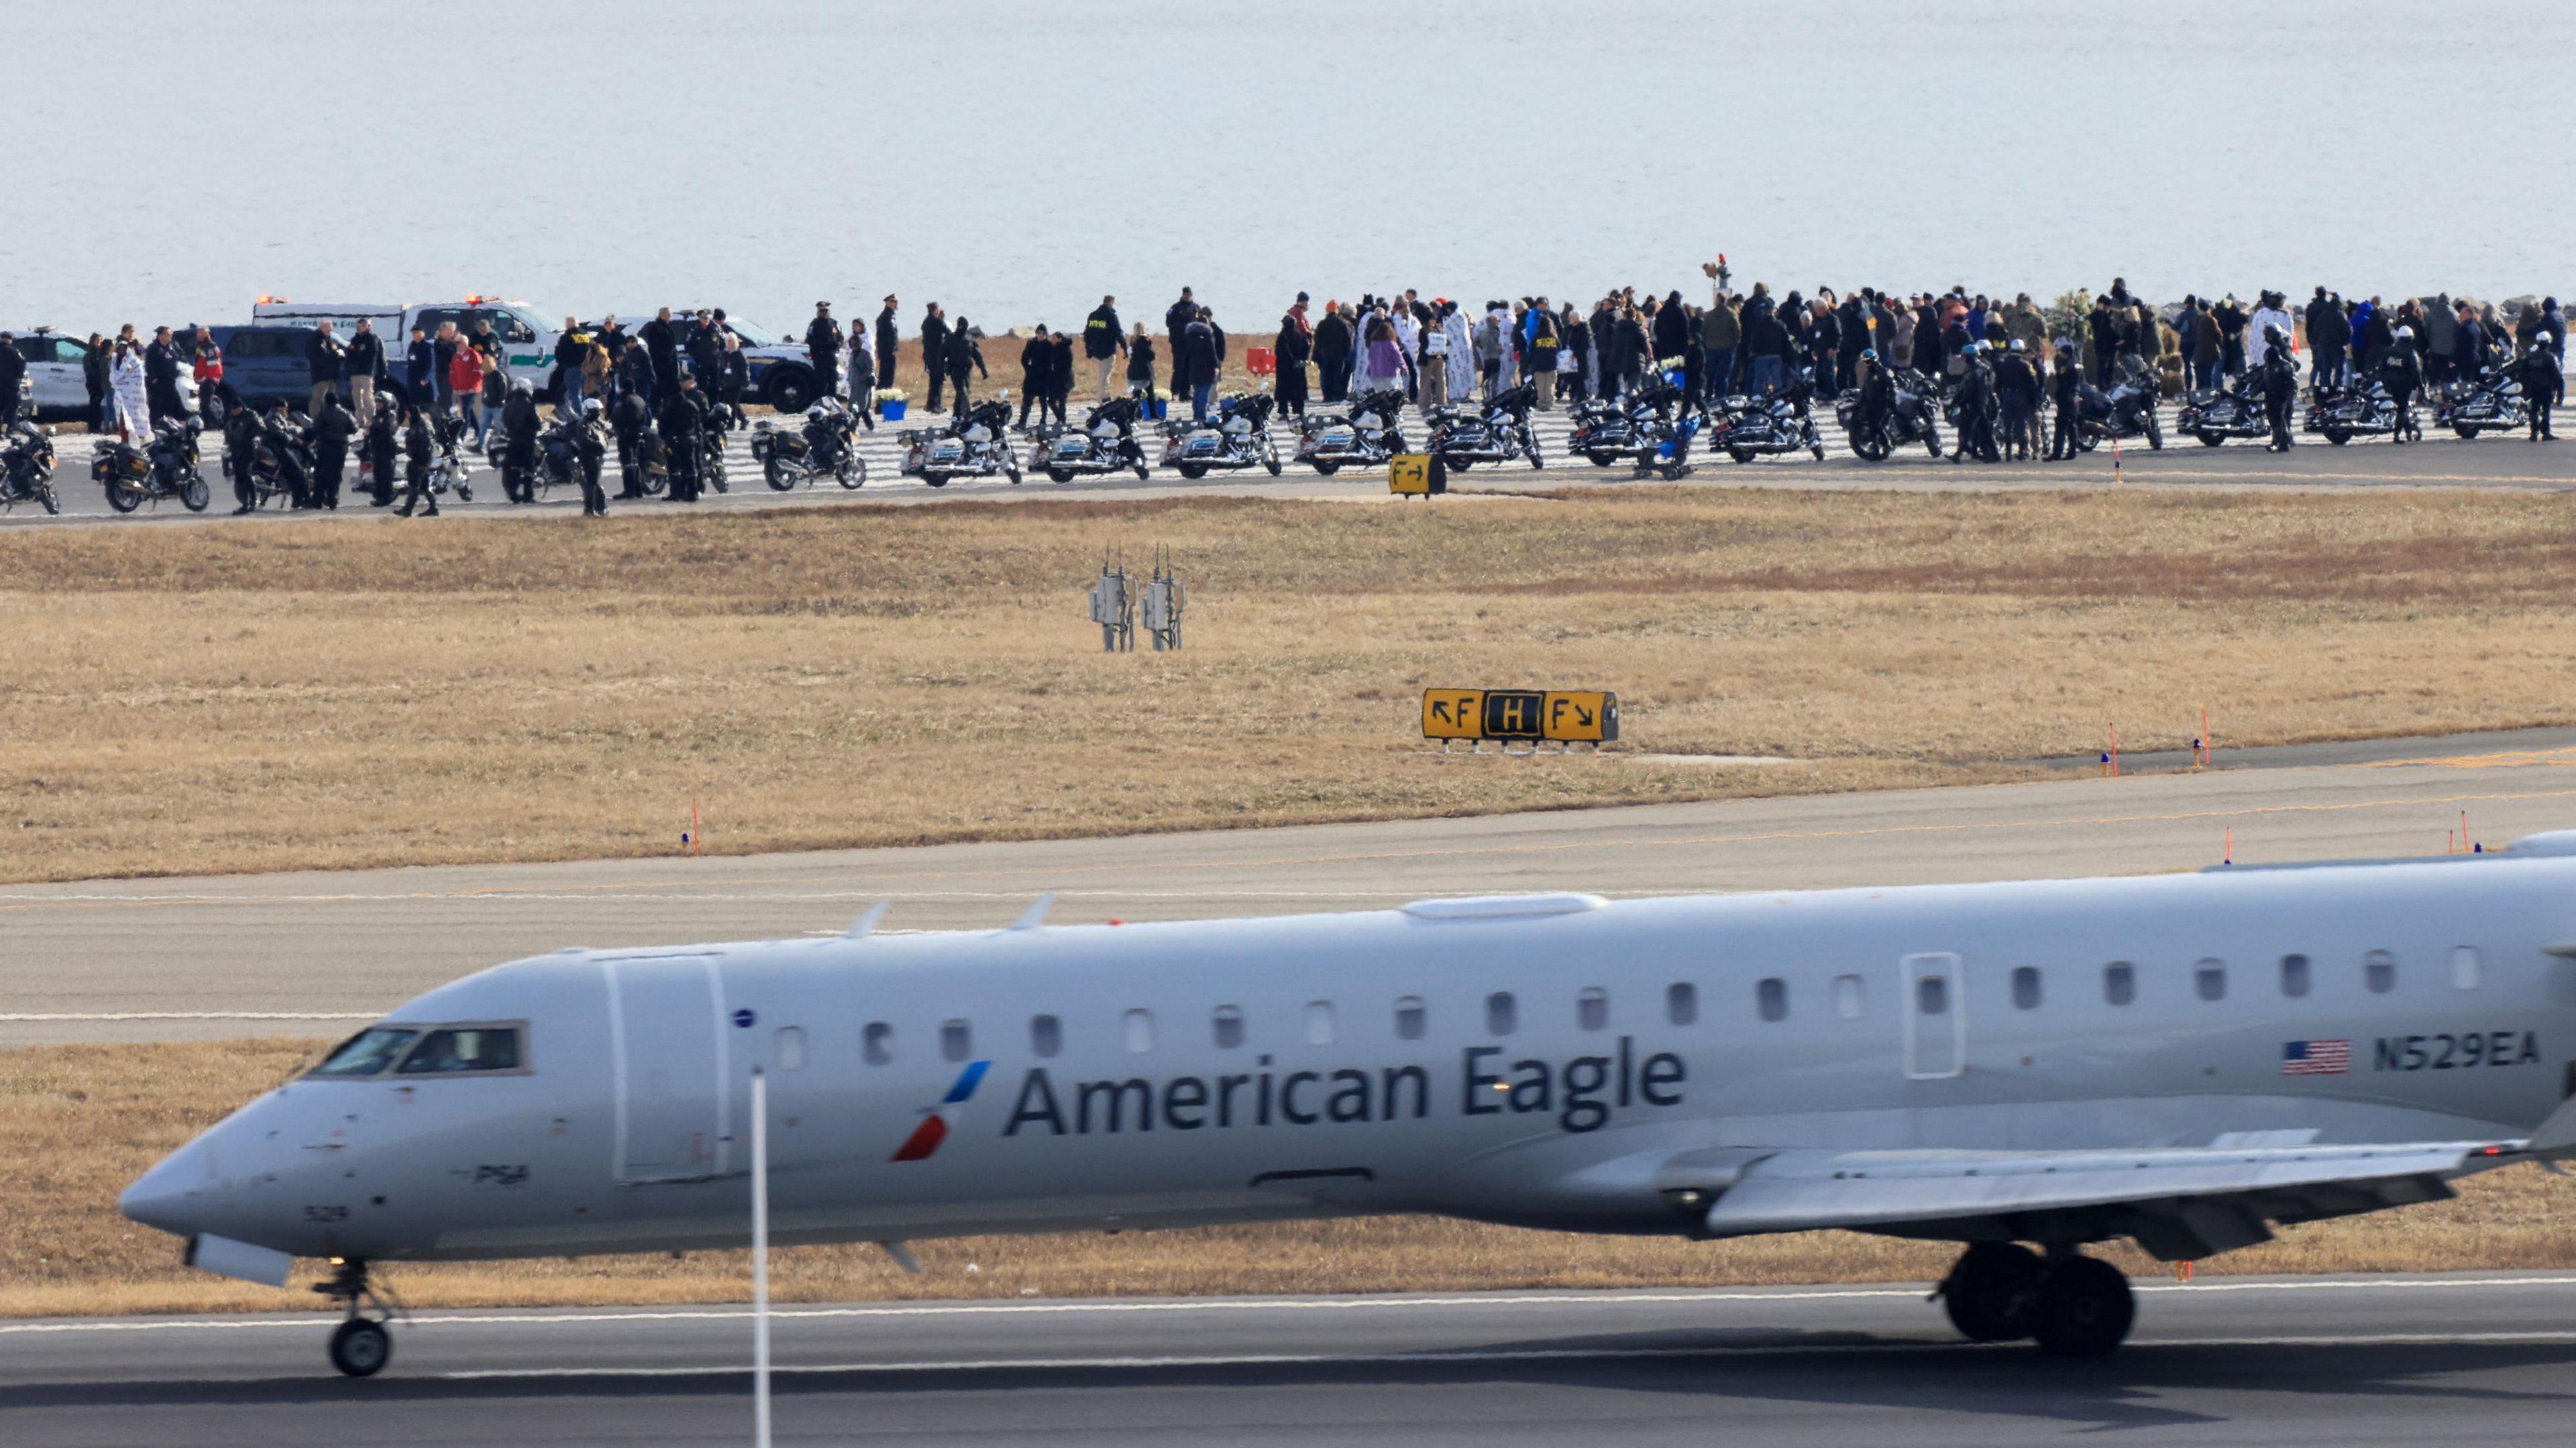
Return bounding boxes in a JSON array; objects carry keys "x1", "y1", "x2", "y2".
[{"x1": 890, "y1": 1060, "x2": 991, "y2": 1162}]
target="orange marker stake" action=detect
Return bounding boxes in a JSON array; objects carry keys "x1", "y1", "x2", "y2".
[{"x1": 2224, "y1": 828, "x2": 2233, "y2": 865}]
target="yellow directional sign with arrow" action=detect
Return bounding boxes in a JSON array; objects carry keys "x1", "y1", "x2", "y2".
[{"x1": 1422, "y1": 689, "x2": 1619, "y2": 743}]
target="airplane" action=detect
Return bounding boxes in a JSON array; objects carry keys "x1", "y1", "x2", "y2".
[{"x1": 122, "y1": 832, "x2": 2576, "y2": 1377}]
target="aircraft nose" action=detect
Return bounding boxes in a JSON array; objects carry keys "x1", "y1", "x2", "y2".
[{"x1": 119, "y1": 1136, "x2": 214, "y2": 1236}]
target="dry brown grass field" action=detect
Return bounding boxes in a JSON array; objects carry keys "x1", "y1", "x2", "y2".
[
  {"x1": 5, "y1": 488, "x2": 2576, "y2": 885},
  {"x1": 9, "y1": 1040, "x2": 2574, "y2": 1319}
]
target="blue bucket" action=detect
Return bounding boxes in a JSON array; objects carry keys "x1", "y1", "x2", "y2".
[{"x1": 879, "y1": 399, "x2": 907, "y2": 421}]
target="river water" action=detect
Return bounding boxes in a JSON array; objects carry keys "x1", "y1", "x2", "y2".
[{"x1": 9, "y1": 0, "x2": 2570, "y2": 337}]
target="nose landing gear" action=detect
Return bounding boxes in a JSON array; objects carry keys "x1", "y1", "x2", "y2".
[
  {"x1": 317, "y1": 1258, "x2": 404, "y2": 1377},
  {"x1": 1934, "y1": 1243, "x2": 2135, "y2": 1357}
]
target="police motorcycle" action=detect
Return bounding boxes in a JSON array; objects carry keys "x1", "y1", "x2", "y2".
[
  {"x1": 1, "y1": 403, "x2": 59, "y2": 516},
  {"x1": 2176, "y1": 371, "x2": 2268, "y2": 446},
  {"x1": 2433, "y1": 368, "x2": 2528, "y2": 439},
  {"x1": 752, "y1": 396, "x2": 868, "y2": 490},
  {"x1": 1565, "y1": 379, "x2": 1683, "y2": 467},
  {"x1": 900, "y1": 396, "x2": 1022, "y2": 487},
  {"x1": 2059, "y1": 363, "x2": 2163, "y2": 451},
  {"x1": 524, "y1": 404, "x2": 605, "y2": 500},
  {"x1": 1293, "y1": 387, "x2": 1409, "y2": 476},
  {"x1": 1427, "y1": 383, "x2": 1544, "y2": 471},
  {"x1": 246, "y1": 410, "x2": 315, "y2": 508},
  {"x1": 1162, "y1": 392, "x2": 1282, "y2": 479},
  {"x1": 1035, "y1": 394, "x2": 1150, "y2": 482},
  {"x1": 2308, "y1": 376, "x2": 2400, "y2": 445},
  {"x1": 95, "y1": 414, "x2": 212, "y2": 512},
  {"x1": 1711, "y1": 367, "x2": 1829, "y2": 463},
  {"x1": 1834, "y1": 367, "x2": 1943, "y2": 459}
]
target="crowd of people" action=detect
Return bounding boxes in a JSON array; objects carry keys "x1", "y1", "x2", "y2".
[{"x1": 7, "y1": 274, "x2": 2563, "y2": 520}]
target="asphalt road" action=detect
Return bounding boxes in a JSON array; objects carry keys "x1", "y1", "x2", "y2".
[
  {"x1": 7, "y1": 392, "x2": 2570, "y2": 526},
  {"x1": 7, "y1": 728, "x2": 2574, "y2": 1046},
  {"x1": 7, "y1": 1273, "x2": 2576, "y2": 1445}
]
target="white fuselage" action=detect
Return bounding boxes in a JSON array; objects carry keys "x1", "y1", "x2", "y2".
[{"x1": 121, "y1": 854, "x2": 2576, "y2": 1266}]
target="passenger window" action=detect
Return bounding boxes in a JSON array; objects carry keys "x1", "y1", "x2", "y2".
[
  {"x1": 1030, "y1": 1014, "x2": 1062, "y2": 1058},
  {"x1": 940, "y1": 1019, "x2": 971, "y2": 1063},
  {"x1": 2012, "y1": 966, "x2": 2042, "y2": 1011},
  {"x1": 2279, "y1": 954, "x2": 2311, "y2": 997},
  {"x1": 1832, "y1": 974, "x2": 1863, "y2": 1019},
  {"x1": 2104, "y1": 962, "x2": 2136, "y2": 1006},
  {"x1": 2365, "y1": 950, "x2": 2397, "y2": 994},
  {"x1": 1915, "y1": 976, "x2": 1949, "y2": 1015},
  {"x1": 2451, "y1": 947, "x2": 2482, "y2": 991},
  {"x1": 1213, "y1": 1004, "x2": 1245, "y2": 1049},
  {"x1": 1576, "y1": 987, "x2": 1609, "y2": 1032},
  {"x1": 775, "y1": 1026, "x2": 806, "y2": 1071},
  {"x1": 1758, "y1": 977, "x2": 1788, "y2": 1022},
  {"x1": 2195, "y1": 959, "x2": 2227, "y2": 1002},
  {"x1": 1122, "y1": 1009, "x2": 1155, "y2": 1054},
  {"x1": 1665, "y1": 982, "x2": 1697, "y2": 1025},
  {"x1": 310, "y1": 1027, "x2": 419, "y2": 1077},
  {"x1": 863, "y1": 1021, "x2": 894, "y2": 1066},
  {"x1": 1394, "y1": 996, "x2": 1426, "y2": 1040},
  {"x1": 396, "y1": 1025, "x2": 522, "y2": 1074},
  {"x1": 1305, "y1": 1001, "x2": 1337, "y2": 1046},
  {"x1": 1485, "y1": 991, "x2": 1516, "y2": 1036}
]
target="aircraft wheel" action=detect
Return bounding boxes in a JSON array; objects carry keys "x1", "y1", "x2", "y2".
[
  {"x1": 329, "y1": 1318, "x2": 392, "y2": 1378},
  {"x1": 2030, "y1": 1255, "x2": 2134, "y2": 1359},
  {"x1": 1938, "y1": 1242, "x2": 2043, "y2": 1343}
]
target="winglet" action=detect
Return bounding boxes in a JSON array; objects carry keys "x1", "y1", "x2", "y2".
[
  {"x1": 877, "y1": 1240, "x2": 922, "y2": 1275},
  {"x1": 2527, "y1": 1095, "x2": 2576, "y2": 1155},
  {"x1": 2541, "y1": 942, "x2": 2576, "y2": 959},
  {"x1": 1012, "y1": 893, "x2": 1057, "y2": 930},
  {"x1": 845, "y1": 901, "x2": 890, "y2": 939}
]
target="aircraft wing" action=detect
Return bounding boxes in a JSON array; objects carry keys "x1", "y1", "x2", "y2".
[{"x1": 1695, "y1": 1096, "x2": 2576, "y2": 1261}]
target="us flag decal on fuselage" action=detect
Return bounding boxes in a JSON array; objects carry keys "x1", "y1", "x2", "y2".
[
  {"x1": 891, "y1": 1060, "x2": 991, "y2": 1161},
  {"x1": 2281, "y1": 1039, "x2": 2352, "y2": 1075}
]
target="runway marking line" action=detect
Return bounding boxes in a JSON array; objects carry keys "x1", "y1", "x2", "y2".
[
  {"x1": 9, "y1": 779, "x2": 2576, "y2": 918},
  {"x1": 10, "y1": 1274, "x2": 2574, "y2": 1336},
  {"x1": 434, "y1": 1329, "x2": 2576, "y2": 1378}
]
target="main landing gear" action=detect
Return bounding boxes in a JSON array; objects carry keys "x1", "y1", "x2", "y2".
[
  {"x1": 317, "y1": 1257, "x2": 404, "y2": 1377},
  {"x1": 1933, "y1": 1242, "x2": 2135, "y2": 1357}
]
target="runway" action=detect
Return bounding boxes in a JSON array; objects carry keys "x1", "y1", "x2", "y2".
[
  {"x1": 7, "y1": 390, "x2": 2570, "y2": 528},
  {"x1": 7, "y1": 728, "x2": 2576, "y2": 1045},
  {"x1": 5, "y1": 1273, "x2": 2575, "y2": 1445}
]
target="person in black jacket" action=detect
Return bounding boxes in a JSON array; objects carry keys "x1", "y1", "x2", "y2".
[
  {"x1": 639, "y1": 308, "x2": 681, "y2": 401},
  {"x1": 1163, "y1": 288, "x2": 1197, "y2": 396},
  {"x1": 1017, "y1": 327, "x2": 1055, "y2": 429},
  {"x1": 2045, "y1": 341, "x2": 2084, "y2": 460},
  {"x1": 612, "y1": 388, "x2": 655, "y2": 498},
  {"x1": 572, "y1": 398, "x2": 609, "y2": 516},
  {"x1": 364, "y1": 396, "x2": 398, "y2": 506},
  {"x1": 222, "y1": 398, "x2": 262, "y2": 513},
  {"x1": 1124, "y1": 327, "x2": 1157, "y2": 401},
  {"x1": 1083, "y1": 296, "x2": 1125, "y2": 402},
  {"x1": 661, "y1": 376, "x2": 706, "y2": 502},
  {"x1": 686, "y1": 311, "x2": 724, "y2": 396},
  {"x1": 2520, "y1": 339, "x2": 2563, "y2": 441},
  {"x1": 144, "y1": 327, "x2": 186, "y2": 426},
  {"x1": 943, "y1": 322, "x2": 987, "y2": 417},
  {"x1": 2305, "y1": 288, "x2": 2348, "y2": 392},
  {"x1": 500, "y1": 382, "x2": 541, "y2": 502},
  {"x1": 1273, "y1": 296, "x2": 1312, "y2": 419},
  {"x1": 875, "y1": 296, "x2": 901, "y2": 393},
  {"x1": 802, "y1": 302, "x2": 841, "y2": 403},
  {"x1": 920, "y1": 304, "x2": 951, "y2": 410},
  {"x1": 2381, "y1": 327, "x2": 2422, "y2": 443},
  {"x1": 720, "y1": 336, "x2": 753, "y2": 429},
  {"x1": 343, "y1": 319, "x2": 386, "y2": 420},
  {"x1": 1947, "y1": 343, "x2": 1997, "y2": 463},
  {"x1": 1180, "y1": 312, "x2": 1220, "y2": 422},
  {"x1": 1993, "y1": 340, "x2": 2039, "y2": 461},
  {"x1": 311, "y1": 391, "x2": 357, "y2": 508},
  {"x1": 0, "y1": 335, "x2": 21, "y2": 428},
  {"x1": 2258, "y1": 329, "x2": 2300, "y2": 451},
  {"x1": 394, "y1": 405, "x2": 438, "y2": 516},
  {"x1": 1312, "y1": 304, "x2": 1352, "y2": 404}
]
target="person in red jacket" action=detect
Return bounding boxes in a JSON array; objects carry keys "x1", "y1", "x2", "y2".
[{"x1": 449, "y1": 341, "x2": 488, "y2": 447}]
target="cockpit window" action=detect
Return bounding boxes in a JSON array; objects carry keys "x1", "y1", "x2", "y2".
[
  {"x1": 395, "y1": 1025, "x2": 525, "y2": 1074},
  {"x1": 310, "y1": 1027, "x2": 419, "y2": 1077}
]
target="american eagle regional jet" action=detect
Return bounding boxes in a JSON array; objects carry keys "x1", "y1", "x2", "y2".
[{"x1": 123, "y1": 834, "x2": 2576, "y2": 1376}]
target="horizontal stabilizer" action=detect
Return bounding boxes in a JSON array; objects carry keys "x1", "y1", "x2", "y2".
[{"x1": 2528, "y1": 1095, "x2": 2576, "y2": 1155}]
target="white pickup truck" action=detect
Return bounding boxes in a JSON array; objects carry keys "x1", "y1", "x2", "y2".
[{"x1": 250, "y1": 296, "x2": 570, "y2": 399}]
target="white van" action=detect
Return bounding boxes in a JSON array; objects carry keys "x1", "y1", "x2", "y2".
[{"x1": 250, "y1": 296, "x2": 569, "y2": 398}]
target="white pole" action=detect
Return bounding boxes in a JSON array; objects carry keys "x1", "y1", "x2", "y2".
[{"x1": 751, "y1": 1066, "x2": 771, "y2": 1448}]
